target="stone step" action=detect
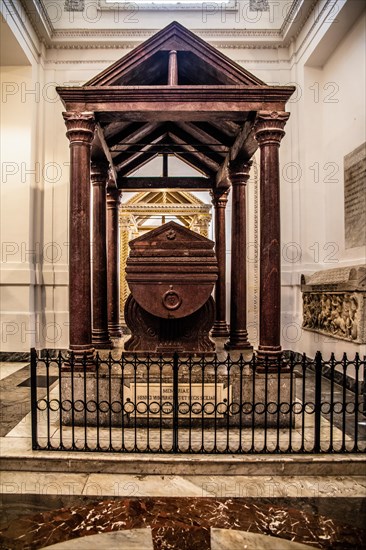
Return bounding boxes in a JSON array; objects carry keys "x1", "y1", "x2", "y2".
[{"x1": 1, "y1": 446, "x2": 365, "y2": 475}]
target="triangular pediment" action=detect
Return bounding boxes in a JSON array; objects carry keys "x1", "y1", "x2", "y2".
[
  {"x1": 129, "y1": 221, "x2": 213, "y2": 248},
  {"x1": 86, "y1": 22, "x2": 264, "y2": 87},
  {"x1": 127, "y1": 190, "x2": 205, "y2": 206}
]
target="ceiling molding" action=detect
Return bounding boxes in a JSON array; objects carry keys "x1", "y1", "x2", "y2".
[
  {"x1": 16, "y1": 0, "x2": 345, "y2": 69},
  {"x1": 17, "y1": 0, "x2": 53, "y2": 43},
  {"x1": 47, "y1": 28, "x2": 285, "y2": 50},
  {"x1": 17, "y1": 0, "x2": 323, "y2": 51},
  {"x1": 44, "y1": 41, "x2": 287, "y2": 51},
  {"x1": 280, "y1": 0, "x2": 317, "y2": 38},
  {"x1": 287, "y1": 0, "x2": 341, "y2": 64},
  {"x1": 52, "y1": 28, "x2": 282, "y2": 38},
  {"x1": 44, "y1": 57, "x2": 290, "y2": 65},
  {"x1": 45, "y1": 28, "x2": 284, "y2": 52},
  {"x1": 2, "y1": 0, "x2": 42, "y2": 60}
]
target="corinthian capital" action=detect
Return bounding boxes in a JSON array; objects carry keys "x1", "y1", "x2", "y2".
[
  {"x1": 229, "y1": 160, "x2": 252, "y2": 186},
  {"x1": 62, "y1": 111, "x2": 95, "y2": 143},
  {"x1": 210, "y1": 189, "x2": 230, "y2": 208},
  {"x1": 91, "y1": 161, "x2": 109, "y2": 186},
  {"x1": 106, "y1": 186, "x2": 122, "y2": 209},
  {"x1": 254, "y1": 111, "x2": 290, "y2": 146}
]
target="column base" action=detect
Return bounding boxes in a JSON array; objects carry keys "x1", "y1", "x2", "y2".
[
  {"x1": 67, "y1": 344, "x2": 95, "y2": 365},
  {"x1": 211, "y1": 321, "x2": 229, "y2": 338},
  {"x1": 108, "y1": 324, "x2": 122, "y2": 338},
  {"x1": 256, "y1": 345, "x2": 282, "y2": 359},
  {"x1": 92, "y1": 340, "x2": 113, "y2": 350},
  {"x1": 256, "y1": 345, "x2": 287, "y2": 370},
  {"x1": 224, "y1": 331, "x2": 252, "y2": 351},
  {"x1": 92, "y1": 329, "x2": 113, "y2": 349}
]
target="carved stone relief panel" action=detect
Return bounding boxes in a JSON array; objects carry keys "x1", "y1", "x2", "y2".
[{"x1": 301, "y1": 265, "x2": 366, "y2": 344}]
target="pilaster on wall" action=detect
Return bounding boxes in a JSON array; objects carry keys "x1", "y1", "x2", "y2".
[
  {"x1": 245, "y1": 155, "x2": 260, "y2": 348},
  {"x1": 119, "y1": 213, "x2": 138, "y2": 325}
]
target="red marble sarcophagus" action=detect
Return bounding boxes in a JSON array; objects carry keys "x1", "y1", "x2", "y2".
[{"x1": 124, "y1": 221, "x2": 218, "y2": 353}]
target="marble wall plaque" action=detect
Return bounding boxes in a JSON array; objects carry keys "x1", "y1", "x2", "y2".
[
  {"x1": 344, "y1": 142, "x2": 366, "y2": 249},
  {"x1": 64, "y1": 0, "x2": 84, "y2": 11},
  {"x1": 124, "y1": 382, "x2": 231, "y2": 418}
]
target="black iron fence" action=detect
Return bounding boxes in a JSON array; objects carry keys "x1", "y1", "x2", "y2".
[{"x1": 30, "y1": 348, "x2": 366, "y2": 454}]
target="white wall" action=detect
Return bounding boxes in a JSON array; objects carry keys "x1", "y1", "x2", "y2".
[
  {"x1": 322, "y1": 14, "x2": 365, "y2": 264},
  {"x1": 0, "y1": 65, "x2": 37, "y2": 352},
  {"x1": 283, "y1": 9, "x2": 366, "y2": 359}
]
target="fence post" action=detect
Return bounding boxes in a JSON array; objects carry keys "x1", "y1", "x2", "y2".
[
  {"x1": 30, "y1": 347, "x2": 38, "y2": 450},
  {"x1": 314, "y1": 351, "x2": 322, "y2": 453},
  {"x1": 363, "y1": 356, "x2": 366, "y2": 417},
  {"x1": 173, "y1": 352, "x2": 179, "y2": 453}
]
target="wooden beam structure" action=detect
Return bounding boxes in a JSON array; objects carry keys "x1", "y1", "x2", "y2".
[
  {"x1": 167, "y1": 133, "x2": 220, "y2": 174},
  {"x1": 107, "y1": 122, "x2": 157, "y2": 149},
  {"x1": 117, "y1": 176, "x2": 213, "y2": 191},
  {"x1": 215, "y1": 118, "x2": 258, "y2": 188},
  {"x1": 113, "y1": 126, "x2": 168, "y2": 168},
  {"x1": 92, "y1": 125, "x2": 117, "y2": 183},
  {"x1": 56, "y1": 85, "x2": 295, "y2": 120},
  {"x1": 116, "y1": 135, "x2": 168, "y2": 175}
]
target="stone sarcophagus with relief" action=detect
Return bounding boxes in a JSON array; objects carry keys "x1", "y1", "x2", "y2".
[
  {"x1": 301, "y1": 265, "x2": 366, "y2": 344},
  {"x1": 124, "y1": 221, "x2": 218, "y2": 352}
]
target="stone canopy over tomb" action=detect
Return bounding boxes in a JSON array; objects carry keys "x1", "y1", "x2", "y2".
[{"x1": 56, "y1": 21, "x2": 295, "y2": 359}]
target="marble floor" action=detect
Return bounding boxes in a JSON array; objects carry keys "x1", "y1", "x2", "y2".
[
  {"x1": 1, "y1": 360, "x2": 366, "y2": 549},
  {"x1": 0, "y1": 492, "x2": 365, "y2": 549}
]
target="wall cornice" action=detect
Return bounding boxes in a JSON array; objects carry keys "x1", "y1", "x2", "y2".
[
  {"x1": 1, "y1": 0, "x2": 42, "y2": 61},
  {"x1": 52, "y1": 28, "x2": 282, "y2": 39},
  {"x1": 15, "y1": 0, "x2": 347, "y2": 69},
  {"x1": 17, "y1": 0, "x2": 322, "y2": 52},
  {"x1": 287, "y1": 0, "x2": 342, "y2": 65},
  {"x1": 16, "y1": 0, "x2": 53, "y2": 44},
  {"x1": 47, "y1": 28, "x2": 284, "y2": 51},
  {"x1": 121, "y1": 203, "x2": 211, "y2": 215}
]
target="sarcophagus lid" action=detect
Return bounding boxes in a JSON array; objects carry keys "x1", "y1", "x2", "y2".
[{"x1": 126, "y1": 221, "x2": 218, "y2": 319}]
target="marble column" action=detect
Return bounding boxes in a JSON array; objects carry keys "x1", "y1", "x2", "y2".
[
  {"x1": 62, "y1": 111, "x2": 95, "y2": 360},
  {"x1": 225, "y1": 162, "x2": 252, "y2": 350},
  {"x1": 211, "y1": 189, "x2": 229, "y2": 338},
  {"x1": 254, "y1": 111, "x2": 290, "y2": 360},
  {"x1": 91, "y1": 162, "x2": 112, "y2": 349},
  {"x1": 107, "y1": 187, "x2": 123, "y2": 338}
]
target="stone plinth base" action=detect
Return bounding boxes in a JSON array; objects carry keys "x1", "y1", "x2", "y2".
[{"x1": 60, "y1": 366, "x2": 294, "y2": 428}]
